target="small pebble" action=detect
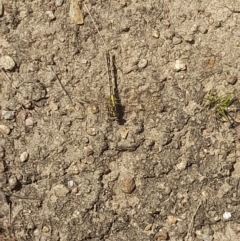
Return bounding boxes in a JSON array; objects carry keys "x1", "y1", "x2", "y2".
[
  {"x1": 8, "y1": 175, "x2": 18, "y2": 190},
  {"x1": 217, "y1": 183, "x2": 232, "y2": 198},
  {"x1": 154, "y1": 229, "x2": 168, "y2": 240},
  {"x1": 152, "y1": 29, "x2": 159, "y2": 38},
  {"x1": 72, "y1": 187, "x2": 78, "y2": 194},
  {"x1": 190, "y1": 24, "x2": 198, "y2": 33},
  {"x1": 121, "y1": 177, "x2": 136, "y2": 194},
  {"x1": 199, "y1": 25, "x2": 208, "y2": 34},
  {"x1": 226, "y1": 75, "x2": 237, "y2": 85},
  {"x1": 45, "y1": 10, "x2": 56, "y2": 20},
  {"x1": 42, "y1": 225, "x2": 50, "y2": 233},
  {"x1": 120, "y1": 0, "x2": 127, "y2": 7},
  {"x1": 86, "y1": 127, "x2": 97, "y2": 136},
  {"x1": 84, "y1": 146, "x2": 94, "y2": 156},
  {"x1": 119, "y1": 127, "x2": 129, "y2": 139},
  {"x1": 82, "y1": 137, "x2": 89, "y2": 144},
  {"x1": 175, "y1": 159, "x2": 187, "y2": 171},
  {"x1": 16, "y1": 110, "x2": 27, "y2": 122},
  {"x1": 52, "y1": 184, "x2": 69, "y2": 197},
  {"x1": 172, "y1": 36, "x2": 182, "y2": 45},
  {"x1": 25, "y1": 117, "x2": 34, "y2": 126},
  {"x1": 55, "y1": 0, "x2": 64, "y2": 7},
  {"x1": 174, "y1": 59, "x2": 186, "y2": 71},
  {"x1": 138, "y1": 59, "x2": 148, "y2": 69},
  {"x1": 165, "y1": 186, "x2": 171, "y2": 195},
  {"x1": 20, "y1": 151, "x2": 29, "y2": 162},
  {"x1": 0, "y1": 125, "x2": 11, "y2": 135},
  {"x1": 214, "y1": 20, "x2": 221, "y2": 28},
  {"x1": 223, "y1": 211, "x2": 231, "y2": 220},
  {"x1": 144, "y1": 223, "x2": 152, "y2": 231},
  {"x1": 69, "y1": 0, "x2": 83, "y2": 25},
  {"x1": 145, "y1": 139, "x2": 155, "y2": 147},
  {"x1": 184, "y1": 34, "x2": 194, "y2": 43},
  {"x1": 167, "y1": 215, "x2": 177, "y2": 224},
  {"x1": 68, "y1": 180, "x2": 74, "y2": 188},
  {"x1": 2, "y1": 110, "x2": 15, "y2": 120},
  {"x1": 0, "y1": 56, "x2": 15, "y2": 70}
]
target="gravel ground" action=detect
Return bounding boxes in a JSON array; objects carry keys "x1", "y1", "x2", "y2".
[{"x1": 1, "y1": 0, "x2": 240, "y2": 240}]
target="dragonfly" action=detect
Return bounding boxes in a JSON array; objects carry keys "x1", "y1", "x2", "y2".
[{"x1": 106, "y1": 51, "x2": 121, "y2": 122}]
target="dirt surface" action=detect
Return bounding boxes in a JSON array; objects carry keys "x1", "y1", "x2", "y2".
[{"x1": 1, "y1": 0, "x2": 240, "y2": 240}]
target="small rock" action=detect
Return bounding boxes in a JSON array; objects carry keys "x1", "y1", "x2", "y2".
[
  {"x1": 145, "y1": 139, "x2": 155, "y2": 147},
  {"x1": 174, "y1": 59, "x2": 186, "y2": 71},
  {"x1": 155, "y1": 229, "x2": 168, "y2": 240},
  {"x1": 138, "y1": 59, "x2": 148, "y2": 69},
  {"x1": 45, "y1": 10, "x2": 56, "y2": 20},
  {"x1": 226, "y1": 75, "x2": 237, "y2": 85},
  {"x1": 121, "y1": 177, "x2": 136, "y2": 194},
  {"x1": 184, "y1": 34, "x2": 194, "y2": 43},
  {"x1": 52, "y1": 184, "x2": 69, "y2": 197},
  {"x1": 42, "y1": 225, "x2": 50, "y2": 233},
  {"x1": 68, "y1": 180, "x2": 74, "y2": 188},
  {"x1": 86, "y1": 127, "x2": 97, "y2": 136},
  {"x1": 119, "y1": 127, "x2": 129, "y2": 139},
  {"x1": 2, "y1": 110, "x2": 15, "y2": 120},
  {"x1": 120, "y1": 21, "x2": 130, "y2": 32},
  {"x1": 164, "y1": 186, "x2": 171, "y2": 195},
  {"x1": 72, "y1": 187, "x2": 78, "y2": 194},
  {"x1": 167, "y1": 215, "x2": 177, "y2": 224},
  {"x1": 152, "y1": 29, "x2": 159, "y2": 38},
  {"x1": 144, "y1": 223, "x2": 152, "y2": 231},
  {"x1": 190, "y1": 24, "x2": 198, "y2": 33},
  {"x1": 8, "y1": 175, "x2": 18, "y2": 190},
  {"x1": 25, "y1": 117, "x2": 34, "y2": 126},
  {"x1": 55, "y1": 0, "x2": 64, "y2": 7},
  {"x1": 217, "y1": 183, "x2": 232, "y2": 198},
  {"x1": 69, "y1": 0, "x2": 83, "y2": 25},
  {"x1": 0, "y1": 56, "x2": 15, "y2": 70},
  {"x1": 120, "y1": 0, "x2": 127, "y2": 7},
  {"x1": 0, "y1": 0, "x2": 3, "y2": 17},
  {"x1": 214, "y1": 20, "x2": 221, "y2": 28},
  {"x1": 16, "y1": 110, "x2": 27, "y2": 122},
  {"x1": 223, "y1": 211, "x2": 231, "y2": 220},
  {"x1": 172, "y1": 36, "x2": 182, "y2": 45},
  {"x1": 82, "y1": 137, "x2": 89, "y2": 144},
  {"x1": 0, "y1": 125, "x2": 11, "y2": 135},
  {"x1": 199, "y1": 25, "x2": 208, "y2": 34},
  {"x1": 175, "y1": 159, "x2": 187, "y2": 171},
  {"x1": 84, "y1": 146, "x2": 94, "y2": 156},
  {"x1": 20, "y1": 151, "x2": 29, "y2": 162}
]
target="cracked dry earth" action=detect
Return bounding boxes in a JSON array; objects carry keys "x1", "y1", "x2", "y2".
[{"x1": 1, "y1": 0, "x2": 240, "y2": 240}]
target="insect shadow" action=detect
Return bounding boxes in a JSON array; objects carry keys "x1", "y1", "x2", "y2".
[{"x1": 112, "y1": 55, "x2": 126, "y2": 125}]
